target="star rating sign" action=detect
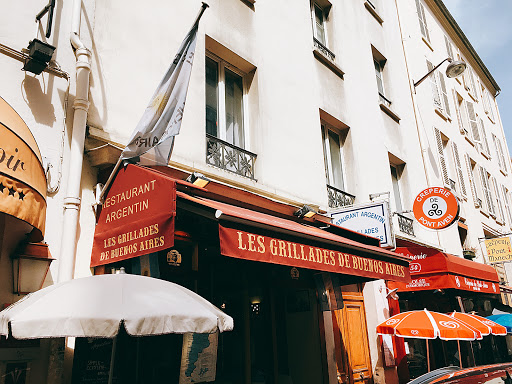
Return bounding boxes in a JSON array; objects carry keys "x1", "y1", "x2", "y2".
[
  {"x1": 18, "y1": 191, "x2": 25, "y2": 201},
  {"x1": 8, "y1": 187, "x2": 16, "y2": 197},
  {"x1": 0, "y1": 183, "x2": 5, "y2": 194}
]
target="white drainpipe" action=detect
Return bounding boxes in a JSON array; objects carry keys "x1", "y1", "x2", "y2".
[{"x1": 58, "y1": 0, "x2": 91, "y2": 282}]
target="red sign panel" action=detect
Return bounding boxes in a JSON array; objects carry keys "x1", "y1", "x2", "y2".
[
  {"x1": 413, "y1": 187, "x2": 458, "y2": 229},
  {"x1": 389, "y1": 274, "x2": 499, "y2": 294},
  {"x1": 219, "y1": 225, "x2": 410, "y2": 282},
  {"x1": 91, "y1": 165, "x2": 176, "y2": 267}
]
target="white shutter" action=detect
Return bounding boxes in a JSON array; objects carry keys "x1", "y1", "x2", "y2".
[
  {"x1": 452, "y1": 142, "x2": 467, "y2": 198},
  {"x1": 427, "y1": 60, "x2": 442, "y2": 110},
  {"x1": 485, "y1": 90, "x2": 495, "y2": 120},
  {"x1": 453, "y1": 90, "x2": 466, "y2": 135},
  {"x1": 435, "y1": 128, "x2": 450, "y2": 187},
  {"x1": 468, "y1": 68, "x2": 477, "y2": 96},
  {"x1": 479, "y1": 166, "x2": 495, "y2": 215},
  {"x1": 437, "y1": 72, "x2": 451, "y2": 117},
  {"x1": 415, "y1": 0, "x2": 430, "y2": 41},
  {"x1": 444, "y1": 35, "x2": 454, "y2": 60},
  {"x1": 493, "y1": 177, "x2": 505, "y2": 223},
  {"x1": 465, "y1": 101, "x2": 480, "y2": 146},
  {"x1": 465, "y1": 154, "x2": 480, "y2": 207},
  {"x1": 502, "y1": 185, "x2": 512, "y2": 225},
  {"x1": 479, "y1": 118, "x2": 491, "y2": 157}
]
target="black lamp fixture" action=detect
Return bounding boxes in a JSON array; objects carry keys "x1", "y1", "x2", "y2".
[
  {"x1": 294, "y1": 205, "x2": 317, "y2": 219},
  {"x1": 414, "y1": 57, "x2": 467, "y2": 88},
  {"x1": 23, "y1": 39, "x2": 56, "y2": 75},
  {"x1": 12, "y1": 242, "x2": 54, "y2": 295},
  {"x1": 186, "y1": 172, "x2": 210, "y2": 188}
]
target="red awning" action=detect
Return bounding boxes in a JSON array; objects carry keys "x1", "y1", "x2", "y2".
[
  {"x1": 388, "y1": 246, "x2": 500, "y2": 294},
  {"x1": 91, "y1": 165, "x2": 410, "y2": 282}
]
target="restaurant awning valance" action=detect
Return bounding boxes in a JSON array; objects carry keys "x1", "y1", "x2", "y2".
[
  {"x1": 388, "y1": 246, "x2": 500, "y2": 294},
  {"x1": 91, "y1": 165, "x2": 410, "y2": 282},
  {"x1": 0, "y1": 97, "x2": 47, "y2": 240}
]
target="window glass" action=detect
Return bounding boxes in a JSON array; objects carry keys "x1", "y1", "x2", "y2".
[
  {"x1": 314, "y1": 4, "x2": 326, "y2": 45},
  {"x1": 326, "y1": 128, "x2": 344, "y2": 189},
  {"x1": 374, "y1": 60, "x2": 384, "y2": 95},
  {"x1": 390, "y1": 165, "x2": 403, "y2": 212},
  {"x1": 205, "y1": 57, "x2": 219, "y2": 137},
  {"x1": 224, "y1": 68, "x2": 245, "y2": 148}
]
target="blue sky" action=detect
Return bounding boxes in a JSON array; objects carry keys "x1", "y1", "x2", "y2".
[{"x1": 442, "y1": 0, "x2": 512, "y2": 156}]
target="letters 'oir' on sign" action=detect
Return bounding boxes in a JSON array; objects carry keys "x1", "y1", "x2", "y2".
[{"x1": 413, "y1": 187, "x2": 458, "y2": 230}]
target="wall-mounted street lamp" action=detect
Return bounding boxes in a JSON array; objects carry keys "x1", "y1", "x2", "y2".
[
  {"x1": 186, "y1": 172, "x2": 210, "y2": 188},
  {"x1": 413, "y1": 57, "x2": 467, "y2": 88},
  {"x1": 294, "y1": 205, "x2": 317, "y2": 219},
  {"x1": 12, "y1": 242, "x2": 54, "y2": 295},
  {"x1": 22, "y1": 39, "x2": 56, "y2": 75}
]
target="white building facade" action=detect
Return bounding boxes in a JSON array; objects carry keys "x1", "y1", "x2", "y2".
[{"x1": 0, "y1": 0, "x2": 510, "y2": 383}]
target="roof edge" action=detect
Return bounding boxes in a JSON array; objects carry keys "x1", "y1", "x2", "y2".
[{"x1": 432, "y1": 0, "x2": 500, "y2": 96}]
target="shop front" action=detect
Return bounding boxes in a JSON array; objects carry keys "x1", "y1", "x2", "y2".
[
  {"x1": 0, "y1": 97, "x2": 52, "y2": 383},
  {"x1": 387, "y1": 241, "x2": 507, "y2": 382},
  {"x1": 85, "y1": 164, "x2": 411, "y2": 384}
]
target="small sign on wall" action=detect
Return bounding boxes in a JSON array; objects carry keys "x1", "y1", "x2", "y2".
[{"x1": 331, "y1": 200, "x2": 394, "y2": 248}]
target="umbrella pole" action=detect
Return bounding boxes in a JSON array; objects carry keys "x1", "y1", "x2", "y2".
[
  {"x1": 108, "y1": 336, "x2": 118, "y2": 384},
  {"x1": 457, "y1": 340, "x2": 462, "y2": 368},
  {"x1": 426, "y1": 339, "x2": 430, "y2": 372}
]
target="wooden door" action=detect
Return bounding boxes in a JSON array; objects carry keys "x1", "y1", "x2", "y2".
[{"x1": 333, "y1": 292, "x2": 373, "y2": 384}]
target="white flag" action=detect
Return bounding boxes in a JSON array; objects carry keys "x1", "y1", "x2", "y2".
[{"x1": 121, "y1": 5, "x2": 206, "y2": 165}]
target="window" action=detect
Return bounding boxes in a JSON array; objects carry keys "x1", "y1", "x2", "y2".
[
  {"x1": 415, "y1": 0, "x2": 430, "y2": 41},
  {"x1": 451, "y1": 142, "x2": 467, "y2": 199},
  {"x1": 374, "y1": 59, "x2": 387, "y2": 103},
  {"x1": 492, "y1": 177, "x2": 505, "y2": 223},
  {"x1": 502, "y1": 186, "x2": 512, "y2": 226},
  {"x1": 444, "y1": 35, "x2": 454, "y2": 60},
  {"x1": 434, "y1": 128, "x2": 452, "y2": 189},
  {"x1": 205, "y1": 55, "x2": 246, "y2": 148},
  {"x1": 465, "y1": 101, "x2": 480, "y2": 144},
  {"x1": 427, "y1": 60, "x2": 450, "y2": 117},
  {"x1": 322, "y1": 124, "x2": 344, "y2": 191},
  {"x1": 482, "y1": 86, "x2": 495, "y2": 121},
  {"x1": 454, "y1": 91, "x2": 468, "y2": 135},
  {"x1": 390, "y1": 165, "x2": 403, "y2": 213},
  {"x1": 478, "y1": 117, "x2": 491, "y2": 157},
  {"x1": 478, "y1": 166, "x2": 496, "y2": 216},
  {"x1": 321, "y1": 119, "x2": 354, "y2": 209},
  {"x1": 465, "y1": 155, "x2": 481, "y2": 208},
  {"x1": 311, "y1": 1, "x2": 331, "y2": 47},
  {"x1": 462, "y1": 65, "x2": 477, "y2": 98},
  {"x1": 492, "y1": 134, "x2": 508, "y2": 174}
]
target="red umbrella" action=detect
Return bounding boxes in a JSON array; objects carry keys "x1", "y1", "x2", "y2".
[
  {"x1": 377, "y1": 309, "x2": 483, "y2": 340},
  {"x1": 377, "y1": 309, "x2": 482, "y2": 372},
  {"x1": 448, "y1": 312, "x2": 507, "y2": 336}
]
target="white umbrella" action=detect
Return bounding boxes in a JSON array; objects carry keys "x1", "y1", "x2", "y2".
[{"x1": 0, "y1": 272, "x2": 233, "y2": 339}]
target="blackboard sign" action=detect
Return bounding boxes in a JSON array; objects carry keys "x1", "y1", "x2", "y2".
[{"x1": 72, "y1": 338, "x2": 114, "y2": 384}]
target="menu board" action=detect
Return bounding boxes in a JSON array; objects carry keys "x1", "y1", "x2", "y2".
[{"x1": 72, "y1": 338, "x2": 114, "y2": 384}]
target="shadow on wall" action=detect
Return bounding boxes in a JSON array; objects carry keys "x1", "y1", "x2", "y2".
[{"x1": 22, "y1": 75, "x2": 56, "y2": 126}]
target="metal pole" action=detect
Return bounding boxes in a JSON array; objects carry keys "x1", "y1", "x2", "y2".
[
  {"x1": 426, "y1": 339, "x2": 430, "y2": 372},
  {"x1": 413, "y1": 57, "x2": 451, "y2": 88},
  {"x1": 108, "y1": 336, "x2": 118, "y2": 384}
]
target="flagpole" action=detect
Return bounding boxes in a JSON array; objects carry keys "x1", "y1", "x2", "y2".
[{"x1": 96, "y1": 2, "x2": 209, "y2": 205}]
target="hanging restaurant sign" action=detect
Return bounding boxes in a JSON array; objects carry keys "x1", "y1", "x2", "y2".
[
  {"x1": 219, "y1": 225, "x2": 410, "y2": 282},
  {"x1": 485, "y1": 237, "x2": 512, "y2": 264},
  {"x1": 413, "y1": 187, "x2": 458, "y2": 229},
  {"x1": 91, "y1": 165, "x2": 176, "y2": 267}
]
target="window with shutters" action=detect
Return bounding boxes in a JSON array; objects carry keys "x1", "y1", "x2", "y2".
[
  {"x1": 444, "y1": 35, "x2": 454, "y2": 60},
  {"x1": 478, "y1": 166, "x2": 496, "y2": 216},
  {"x1": 454, "y1": 91, "x2": 468, "y2": 135},
  {"x1": 415, "y1": 0, "x2": 430, "y2": 42},
  {"x1": 502, "y1": 186, "x2": 512, "y2": 227},
  {"x1": 478, "y1": 118, "x2": 491, "y2": 159},
  {"x1": 465, "y1": 101, "x2": 480, "y2": 145},
  {"x1": 434, "y1": 128, "x2": 453, "y2": 189},
  {"x1": 465, "y1": 155, "x2": 481, "y2": 208},
  {"x1": 311, "y1": 1, "x2": 331, "y2": 48},
  {"x1": 492, "y1": 177, "x2": 505, "y2": 224},
  {"x1": 451, "y1": 142, "x2": 467, "y2": 199},
  {"x1": 492, "y1": 134, "x2": 508, "y2": 175},
  {"x1": 463, "y1": 66, "x2": 477, "y2": 100},
  {"x1": 481, "y1": 85, "x2": 495, "y2": 122},
  {"x1": 427, "y1": 60, "x2": 451, "y2": 118}
]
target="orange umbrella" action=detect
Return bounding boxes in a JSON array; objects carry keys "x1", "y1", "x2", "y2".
[
  {"x1": 448, "y1": 312, "x2": 507, "y2": 336},
  {"x1": 376, "y1": 309, "x2": 483, "y2": 341}
]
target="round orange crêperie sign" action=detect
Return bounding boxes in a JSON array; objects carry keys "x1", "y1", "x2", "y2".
[{"x1": 413, "y1": 187, "x2": 459, "y2": 230}]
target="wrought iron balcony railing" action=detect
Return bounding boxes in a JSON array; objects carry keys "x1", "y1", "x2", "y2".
[
  {"x1": 327, "y1": 185, "x2": 355, "y2": 209},
  {"x1": 313, "y1": 38, "x2": 336, "y2": 62},
  {"x1": 397, "y1": 213, "x2": 415, "y2": 237},
  {"x1": 379, "y1": 92, "x2": 392, "y2": 108},
  {"x1": 206, "y1": 134, "x2": 257, "y2": 180}
]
